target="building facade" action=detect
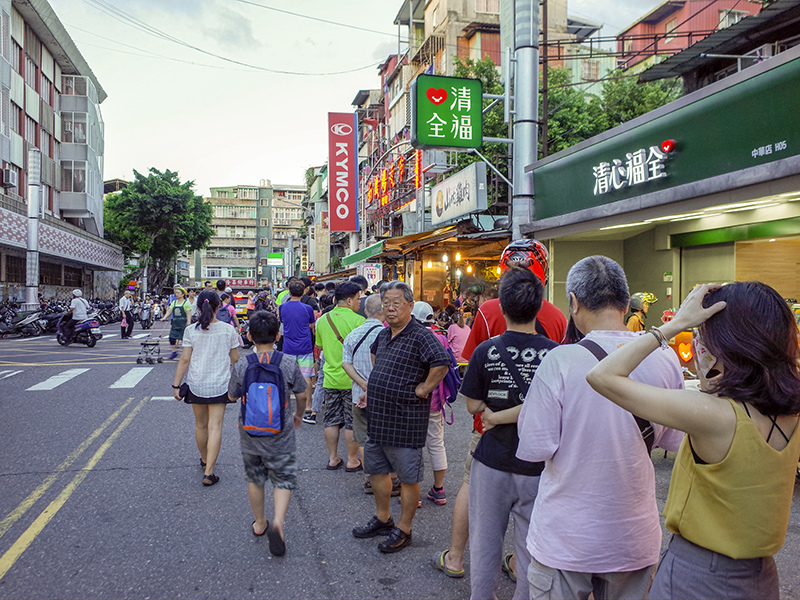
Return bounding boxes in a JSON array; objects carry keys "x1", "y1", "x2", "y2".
[{"x1": 0, "y1": 0, "x2": 122, "y2": 302}]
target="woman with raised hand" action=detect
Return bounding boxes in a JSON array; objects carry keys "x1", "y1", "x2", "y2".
[
  {"x1": 587, "y1": 282, "x2": 800, "y2": 600},
  {"x1": 171, "y1": 290, "x2": 241, "y2": 486}
]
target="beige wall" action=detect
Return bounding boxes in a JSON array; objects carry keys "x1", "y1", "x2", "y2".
[
  {"x1": 623, "y1": 229, "x2": 680, "y2": 314},
  {"x1": 549, "y1": 240, "x2": 624, "y2": 316},
  {"x1": 680, "y1": 243, "x2": 736, "y2": 299},
  {"x1": 735, "y1": 238, "x2": 800, "y2": 301}
]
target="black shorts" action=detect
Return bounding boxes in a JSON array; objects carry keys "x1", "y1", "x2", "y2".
[{"x1": 183, "y1": 388, "x2": 231, "y2": 405}]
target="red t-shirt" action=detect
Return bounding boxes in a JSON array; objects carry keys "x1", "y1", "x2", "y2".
[{"x1": 462, "y1": 297, "x2": 567, "y2": 432}]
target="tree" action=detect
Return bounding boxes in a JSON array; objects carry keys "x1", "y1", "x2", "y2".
[
  {"x1": 104, "y1": 168, "x2": 213, "y2": 292},
  {"x1": 541, "y1": 67, "x2": 604, "y2": 154},
  {"x1": 597, "y1": 73, "x2": 682, "y2": 131}
]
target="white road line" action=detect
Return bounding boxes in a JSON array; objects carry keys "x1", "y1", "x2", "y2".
[
  {"x1": 131, "y1": 333, "x2": 149, "y2": 339},
  {"x1": 109, "y1": 367, "x2": 153, "y2": 389},
  {"x1": 26, "y1": 369, "x2": 90, "y2": 391},
  {"x1": 103, "y1": 333, "x2": 118, "y2": 339},
  {"x1": 0, "y1": 369, "x2": 23, "y2": 380},
  {"x1": 150, "y1": 396, "x2": 175, "y2": 401}
]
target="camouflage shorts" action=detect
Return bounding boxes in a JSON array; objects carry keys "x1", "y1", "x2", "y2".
[{"x1": 242, "y1": 451, "x2": 298, "y2": 489}]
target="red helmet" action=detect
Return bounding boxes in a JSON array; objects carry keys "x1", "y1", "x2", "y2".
[{"x1": 499, "y1": 239, "x2": 549, "y2": 286}]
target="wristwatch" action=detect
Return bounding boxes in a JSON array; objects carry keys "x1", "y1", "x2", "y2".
[{"x1": 172, "y1": 385, "x2": 181, "y2": 389}]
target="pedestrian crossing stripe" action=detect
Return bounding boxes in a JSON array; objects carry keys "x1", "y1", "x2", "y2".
[
  {"x1": 0, "y1": 369, "x2": 23, "y2": 380},
  {"x1": 109, "y1": 367, "x2": 152, "y2": 389},
  {"x1": 26, "y1": 369, "x2": 90, "y2": 391},
  {"x1": 21, "y1": 367, "x2": 159, "y2": 391}
]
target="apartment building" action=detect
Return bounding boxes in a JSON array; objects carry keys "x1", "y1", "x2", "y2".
[
  {"x1": 193, "y1": 181, "x2": 305, "y2": 286},
  {"x1": 0, "y1": 0, "x2": 122, "y2": 301}
]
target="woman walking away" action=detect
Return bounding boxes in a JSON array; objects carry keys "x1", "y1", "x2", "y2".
[
  {"x1": 172, "y1": 290, "x2": 241, "y2": 486},
  {"x1": 162, "y1": 285, "x2": 192, "y2": 360},
  {"x1": 587, "y1": 282, "x2": 800, "y2": 600}
]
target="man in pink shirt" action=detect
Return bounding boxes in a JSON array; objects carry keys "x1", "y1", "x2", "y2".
[{"x1": 517, "y1": 255, "x2": 684, "y2": 599}]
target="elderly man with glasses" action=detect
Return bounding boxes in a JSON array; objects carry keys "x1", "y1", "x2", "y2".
[{"x1": 352, "y1": 281, "x2": 451, "y2": 553}]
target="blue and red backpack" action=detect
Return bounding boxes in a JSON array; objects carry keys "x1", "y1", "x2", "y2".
[{"x1": 240, "y1": 351, "x2": 286, "y2": 436}]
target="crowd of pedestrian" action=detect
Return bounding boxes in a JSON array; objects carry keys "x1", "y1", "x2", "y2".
[{"x1": 161, "y1": 247, "x2": 799, "y2": 600}]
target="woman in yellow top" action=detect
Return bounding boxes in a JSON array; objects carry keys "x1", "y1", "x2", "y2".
[{"x1": 587, "y1": 282, "x2": 800, "y2": 600}]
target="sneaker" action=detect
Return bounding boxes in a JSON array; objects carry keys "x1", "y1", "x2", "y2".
[
  {"x1": 427, "y1": 485, "x2": 447, "y2": 505},
  {"x1": 167, "y1": 351, "x2": 178, "y2": 360},
  {"x1": 302, "y1": 412, "x2": 316, "y2": 425},
  {"x1": 378, "y1": 527, "x2": 412, "y2": 553},
  {"x1": 352, "y1": 515, "x2": 395, "y2": 538}
]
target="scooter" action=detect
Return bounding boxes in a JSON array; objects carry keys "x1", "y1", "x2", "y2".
[
  {"x1": 56, "y1": 314, "x2": 102, "y2": 347},
  {"x1": 0, "y1": 309, "x2": 44, "y2": 337},
  {"x1": 139, "y1": 303, "x2": 153, "y2": 329}
]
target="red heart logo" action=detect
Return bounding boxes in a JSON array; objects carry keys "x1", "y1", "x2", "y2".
[
  {"x1": 678, "y1": 342, "x2": 692, "y2": 362},
  {"x1": 661, "y1": 139, "x2": 676, "y2": 153},
  {"x1": 426, "y1": 88, "x2": 448, "y2": 105}
]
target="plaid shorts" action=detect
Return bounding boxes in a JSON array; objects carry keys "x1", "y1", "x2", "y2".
[
  {"x1": 285, "y1": 353, "x2": 315, "y2": 378},
  {"x1": 242, "y1": 451, "x2": 298, "y2": 489},
  {"x1": 322, "y1": 388, "x2": 353, "y2": 429}
]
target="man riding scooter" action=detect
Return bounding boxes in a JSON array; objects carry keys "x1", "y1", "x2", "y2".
[{"x1": 63, "y1": 289, "x2": 90, "y2": 343}]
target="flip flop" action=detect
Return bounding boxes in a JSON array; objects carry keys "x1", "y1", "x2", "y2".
[
  {"x1": 431, "y1": 549, "x2": 464, "y2": 578},
  {"x1": 252, "y1": 520, "x2": 267, "y2": 537},
  {"x1": 501, "y1": 553, "x2": 517, "y2": 582},
  {"x1": 345, "y1": 460, "x2": 363, "y2": 472},
  {"x1": 267, "y1": 523, "x2": 286, "y2": 556},
  {"x1": 326, "y1": 459, "x2": 343, "y2": 470}
]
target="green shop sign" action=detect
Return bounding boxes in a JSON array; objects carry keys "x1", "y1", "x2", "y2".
[
  {"x1": 531, "y1": 54, "x2": 800, "y2": 221},
  {"x1": 411, "y1": 74, "x2": 482, "y2": 150}
]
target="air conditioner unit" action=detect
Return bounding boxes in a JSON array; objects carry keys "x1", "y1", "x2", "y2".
[{"x1": 2, "y1": 168, "x2": 17, "y2": 188}]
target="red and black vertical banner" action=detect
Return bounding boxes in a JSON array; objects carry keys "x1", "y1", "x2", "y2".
[{"x1": 327, "y1": 112, "x2": 359, "y2": 232}]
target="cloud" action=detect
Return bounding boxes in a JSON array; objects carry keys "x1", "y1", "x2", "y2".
[{"x1": 201, "y1": 10, "x2": 262, "y2": 49}]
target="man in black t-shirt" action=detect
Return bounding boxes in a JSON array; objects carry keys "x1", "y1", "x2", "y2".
[
  {"x1": 300, "y1": 276, "x2": 320, "y2": 315},
  {"x1": 460, "y1": 267, "x2": 558, "y2": 600}
]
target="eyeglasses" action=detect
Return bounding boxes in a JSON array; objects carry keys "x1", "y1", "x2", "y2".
[{"x1": 381, "y1": 301, "x2": 407, "y2": 310}]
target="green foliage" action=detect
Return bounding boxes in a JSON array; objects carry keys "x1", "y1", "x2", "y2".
[
  {"x1": 104, "y1": 168, "x2": 213, "y2": 261},
  {"x1": 596, "y1": 73, "x2": 682, "y2": 130},
  {"x1": 327, "y1": 255, "x2": 343, "y2": 272},
  {"x1": 304, "y1": 166, "x2": 316, "y2": 190}
]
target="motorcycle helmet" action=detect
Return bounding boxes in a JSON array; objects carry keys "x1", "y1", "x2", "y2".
[
  {"x1": 499, "y1": 239, "x2": 549, "y2": 286},
  {"x1": 630, "y1": 292, "x2": 658, "y2": 311}
]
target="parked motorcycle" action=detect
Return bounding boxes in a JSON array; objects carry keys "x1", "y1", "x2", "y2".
[
  {"x1": 0, "y1": 309, "x2": 44, "y2": 337},
  {"x1": 139, "y1": 303, "x2": 153, "y2": 329},
  {"x1": 56, "y1": 314, "x2": 102, "y2": 347}
]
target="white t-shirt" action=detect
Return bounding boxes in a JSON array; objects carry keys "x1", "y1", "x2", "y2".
[
  {"x1": 182, "y1": 321, "x2": 240, "y2": 397},
  {"x1": 70, "y1": 297, "x2": 89, "y2": 321}
]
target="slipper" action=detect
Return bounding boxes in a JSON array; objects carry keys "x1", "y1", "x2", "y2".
[
  {"x1": 326, "y1": 459, "x2": 343, "y2": 470},
  {"x1": 345, "y1": 460, "x2": 363, "y2": 473},
  {"x1": 431, "y1": 549, "x2": 464, "y2": 578},
  {"x1": 252, "y1": 520, "x2": 267, "y2": 537},
  {"x1": 267, "y1": 523, "x2": 286, "y2": 556},
  {"x1": 501, "y1": 553, "x2": 517, "y2": 583}
]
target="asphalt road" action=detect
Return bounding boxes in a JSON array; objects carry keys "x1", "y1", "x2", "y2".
[{"x1": 0, "y1": 323, "x2": 798, "y2": 599}]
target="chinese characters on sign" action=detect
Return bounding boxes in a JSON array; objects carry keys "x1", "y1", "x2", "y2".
[
  {"x1": 751, "y1": 140, "x2": 787, "y2": 159},
  {"x1": 365, "y1": 150, "x2": 422, "y2": 209},
  {"x1": 224, "y1": 278, "x2": 256, "y2": 288},
  {"x1": 411, "y1": 74, "x2": 482, "y2": 150},
  {"x1": 592, "y1": 144, "x2": 673, "y2": 196}
]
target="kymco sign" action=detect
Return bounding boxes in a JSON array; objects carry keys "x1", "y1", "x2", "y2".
[{"x1": 328, "y1": 112, "x2": 359, "y2": 232}]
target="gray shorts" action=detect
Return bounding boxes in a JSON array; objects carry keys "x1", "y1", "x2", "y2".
[
  {"x1": 363, "y1": 440, "x2": 424, "y2": 484},
  {"x1": 242, "y1": 451, "x2": 298, "y2": 490},
  {"x1": 352, "y1": 404, "x2": 368, "y2": 445},
  {"x1": 322, "y1": 388, "x2": 353, "y2": 429}
]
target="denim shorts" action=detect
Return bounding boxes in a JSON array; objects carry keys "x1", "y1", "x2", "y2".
[{"x1": 363, "y1": 440, "x2": 424, "y2": 484}]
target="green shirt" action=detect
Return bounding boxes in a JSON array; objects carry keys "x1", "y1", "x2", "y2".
[
  {"x1": 315, "y1": 306, "x2": 365, "y2": 389},
  {"x1": 276, "y1": 290, "x2": 290, "y2": 306}
]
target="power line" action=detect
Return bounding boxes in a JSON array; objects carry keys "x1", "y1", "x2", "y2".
[{"x1": 78, "y1": 0, "x2": 381, "y2": 76}]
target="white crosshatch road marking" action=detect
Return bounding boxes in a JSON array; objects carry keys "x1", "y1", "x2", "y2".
[
  {"x1": 26, "y1": 369, "x2": 90, "y2": 391},
  {"x1": 0, "y1": 369, "x2": 23, "y2": 380},
  {"x1": 110, "y1": 367, "x2": 153, "y2": 389}
]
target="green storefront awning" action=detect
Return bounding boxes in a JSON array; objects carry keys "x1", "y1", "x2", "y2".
[{"x1": 341, "y1": 241, "x2": 384, "y2": 266}]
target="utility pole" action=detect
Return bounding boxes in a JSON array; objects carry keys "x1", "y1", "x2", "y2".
[
  {"x1": 24, "y1": 149, "x2": 41, "y2": 310},
  {"x1": 541, "y1": 0, "x2": 549, "y2": 158},
  {"x1": 511, "y1": 0, "x2": 539, "y2": 239}
]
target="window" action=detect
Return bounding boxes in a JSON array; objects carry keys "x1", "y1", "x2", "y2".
[
  {"x1": 39, "y1": 261, "x2": 61, "y2": 285},
  {"x1": 204, "y1": 267, "x2": 222, "y2": 278},
  {"x1": 719, "y1": 10, "x2": 748, "y2": 29},
  {"x1": 238, "y1": 188, "x2": 258, "y2": 199},
  {"x1": 40, "y1": 74, "x2": 51, "y2": 105},
  {"x1": 64, "y1": 265, "x2": 82, "y2": 287},
  {"x1": 260, "y1": 218, "x2": 268, "y2": 227},
  {"x1": 665, "y1": 18, "x2": 678, "y2": 43},
  {"x1": 215, "y1": 190, "x2": 228, "y2": 198},
  {"x1": 581, "y1": 60, "x2": 599, "y2": 81},
  {"x1": 24, "y1": 55, "x2": 37, "y2": 90},
  {"x1": 623, "y1": 38, "x2": 633, "y2": 54},
  {"x1": 476, "y1": 0, "x2": 499, "y2": 14},
  {"x1": 39, "y1": 129, "x2": 50, "y2": 155},
  {"x1": 10, "y1": 102, "x2": 20, "y2": 134},
  {"x1": 9, "y1": 40, "x2": 20, "y2": 74},
  {"x1": 24, "y1": 115, "x2": 35, "y2": 144},
  {"x1": 260, "y1": 199, "x2": 269, "y2": 206},
  {"x1": 60, "y1": 160, "x2": 86, "y2": 193},
  {"x1": 5, "y1": 255, "x2": 25, "y2": 282},
  {"x1": 260, "y1": 238, "x2": 269, "y2": 246}
]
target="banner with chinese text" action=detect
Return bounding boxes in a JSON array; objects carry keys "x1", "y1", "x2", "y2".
[{"x1": 411, "y1": 74, "x2": 482, "y2": 150}]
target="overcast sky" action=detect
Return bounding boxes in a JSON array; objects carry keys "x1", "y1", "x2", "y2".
[{"x1": 49, "y1": 0, "x2": 661, "y2": 197}]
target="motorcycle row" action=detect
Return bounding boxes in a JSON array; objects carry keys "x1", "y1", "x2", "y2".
[{"x1": 0, "y1": 298, "x2": 155, "y2": 347}]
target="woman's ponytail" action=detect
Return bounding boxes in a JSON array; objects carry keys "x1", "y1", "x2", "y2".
[{"x1": 195, "y1": 290, "x2": 220, "y2": 331}]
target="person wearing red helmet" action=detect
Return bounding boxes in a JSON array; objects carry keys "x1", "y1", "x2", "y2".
[{"x1": 432, "y1": 239, "x2": 567, "y2": 582}]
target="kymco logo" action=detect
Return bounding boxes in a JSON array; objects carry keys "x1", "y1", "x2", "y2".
[{"x1": 331, "y1": 123, "x2": 353, "y2": 136}]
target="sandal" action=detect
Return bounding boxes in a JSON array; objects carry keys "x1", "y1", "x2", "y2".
[
  {"x1": 252, "y1": 520, "x2": 268, "y2": 537},
  {"x1": 267, "y1": 523, "x2": 286, "y2": 556},
  {"x1": 200, "y1": 459, "x2": 206, "y2": 469},
  {"x1": 501, "y1": 553, "x2": 517, "y2": 582},
  {"x1": 431, "y1": 549, "x2": 464, "y2": 578},
  {"x1": 202, "y1": 473, "x2": 219, "y2": 486}
]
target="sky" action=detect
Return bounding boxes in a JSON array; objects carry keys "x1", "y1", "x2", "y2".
[{"x1": 49, "y1": 0, "x2": 662, "y2": 197}]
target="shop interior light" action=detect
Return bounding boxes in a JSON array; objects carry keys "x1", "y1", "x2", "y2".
[
  {"x1": 456, "y1": 269, "x2": 462, "y2": 277},
  {"x1": 496, "y1": 266, "x2": 501, "y2": 275},
  {"x1": 455, "y1": 252, "x2": 461, "y2": 261},
  {"x1": 723, "y1": 202, "x2": 779, "y2": 213},
  {"x1": 427, "y1": 260, "x2": 433, "y2": 269},
  {"x1": 671, "y1": 212, "x2": 720, "y2": 222},
  {"x1": 466, "y1": 265, "x2": 473, "y2": 273},
  {"x1": 599, "y1": 221, "x2": 649, "y2": 230},
  {"x1": 769, "y1": 238, "x2": 777, "y2": 242},
  {"x1": 442, "y1": 254, "x2": 449, "y2": 262}
]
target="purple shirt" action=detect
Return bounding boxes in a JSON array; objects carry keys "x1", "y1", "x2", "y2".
[
  {"x1": 279, "y1": 300, "x2": 315, "y2": 355},
  {"x1": 517, "y1": 329, "x2": 685, "y2": 573}
]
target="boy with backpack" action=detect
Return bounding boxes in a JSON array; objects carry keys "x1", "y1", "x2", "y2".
[{"x1": 228, "y1": 311, "x2": 308, "y2": 556}]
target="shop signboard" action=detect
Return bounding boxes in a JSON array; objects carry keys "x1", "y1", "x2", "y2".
[
  {"x1": 224, "y1": 278, "x2": 256, "y2": 288},
  {"x1": 430, "y1": 162, "x2": 488, "y2": 226},
  {"x1": 531, "y1": 54, "x2": 800, "y2": 222},
  {"x1": 327, "y1": 112, "x2": 359, "y2": 232},
  {"x1": 357, "y1": 262, "x2": 382, "y2": 289},
  {"x1": 266, "y1": 252, "x2": 283, "y2": 267},
  {"x1": 411, "y1": 74, "x2": 482, "y2": 150}
]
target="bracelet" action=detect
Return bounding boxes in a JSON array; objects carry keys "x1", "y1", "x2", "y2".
[
  {"x1": 649, "y1": 327, "x2": 669, "y2": 350},
  {"x1": 172, "y1": 385, "x2": 181, "y2": 389}
]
